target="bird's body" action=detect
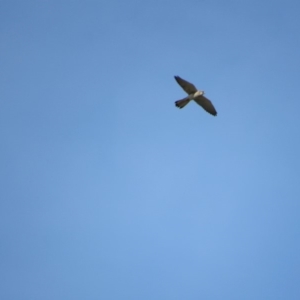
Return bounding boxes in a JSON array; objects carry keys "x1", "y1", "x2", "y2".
[{"x1": 174, "y1": 76, "x2": 217, "y2": 116}]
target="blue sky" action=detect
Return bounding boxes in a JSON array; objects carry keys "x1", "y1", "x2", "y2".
[{"x1": 1, "y1": 1, "x2": 300, "y2": 299}]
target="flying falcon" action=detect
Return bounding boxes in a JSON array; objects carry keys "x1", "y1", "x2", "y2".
[{"x1": 174, "y1": 76, "x2": 217, "y2": 116}]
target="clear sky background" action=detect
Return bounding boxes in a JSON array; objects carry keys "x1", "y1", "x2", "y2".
[{"x1": 1, "y1": 1, "x2": 300, "y2": 299}]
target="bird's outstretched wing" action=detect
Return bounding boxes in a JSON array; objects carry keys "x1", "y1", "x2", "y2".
[
  {"x1": 174, "y1": 76, "x2": 197, "y2": 94},
  {"x1": 194, "y1": 95, "x2": 217, "y2": 116}
]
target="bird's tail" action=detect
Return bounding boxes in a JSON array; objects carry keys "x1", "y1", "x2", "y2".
[{"x1": 175, "y1": 97, "x2": 190, "y2": 109}]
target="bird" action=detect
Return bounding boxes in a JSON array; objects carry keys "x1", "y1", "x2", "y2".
[{"x1": 174, "y1": 76, "x2": 217, "y2": 116}]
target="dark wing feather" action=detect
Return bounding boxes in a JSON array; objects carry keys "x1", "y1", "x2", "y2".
[
  {"x1": 194, "y1": 95, "x2": 217, "y2": 116},
  {"x1": 174, "y1": 76, "x2": 197, "y2": 94}
]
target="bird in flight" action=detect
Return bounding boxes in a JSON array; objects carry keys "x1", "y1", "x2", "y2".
[{"x1": 174, "y1": 76, "x2": 217, "y2": 116}]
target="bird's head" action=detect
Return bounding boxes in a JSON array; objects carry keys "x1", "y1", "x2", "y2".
[{"x1": 196, "y1": 90, "x2": 205, "y2": 96}]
